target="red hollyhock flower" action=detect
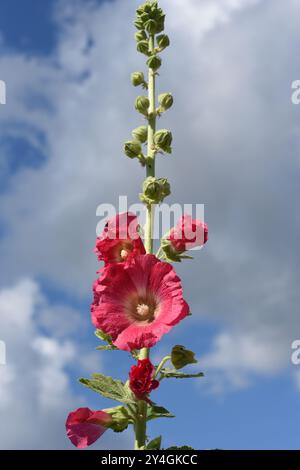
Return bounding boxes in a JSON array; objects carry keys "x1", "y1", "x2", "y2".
[
  {"x1": 66, "y1": 407, "x2": 112, "y2": 449},
  {"x1": 95, "y1": 212, "x2": 145, "y2": 264},
  {"x1": 91, "y1": 254, "x2": 189, "y2": 351},
  {"x1": 129, "y1": 358, "x2": 159, "y2": 401},
  {"x1": 168, "y1": 214, "x2": 208, "y2": 253}
]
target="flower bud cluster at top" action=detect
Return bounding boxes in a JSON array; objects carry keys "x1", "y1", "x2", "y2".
[{"x1": 123, "y1": 0, "x2": 173, "y2": 206}]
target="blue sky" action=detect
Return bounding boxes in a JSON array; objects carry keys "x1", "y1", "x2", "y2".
[{"x1": 0, "y1": 0, "x2": 300, "y2": 450}]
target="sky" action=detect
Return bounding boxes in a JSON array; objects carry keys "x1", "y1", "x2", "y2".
[{"x1": 0, "y1": 0, "x2": 300, "y2": 450}]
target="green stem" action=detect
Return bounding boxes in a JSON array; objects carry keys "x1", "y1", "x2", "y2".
[
  {"x1": 134, "y1": 33, "x2": 157, "y2": 451},
  {"x1": 154, "y1": 355, "x2": 171, "y2": 379}
]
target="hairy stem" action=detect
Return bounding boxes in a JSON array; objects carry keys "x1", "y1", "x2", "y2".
[{"x1": 134, "y1": 33, "x2": 157, "y2": 451}]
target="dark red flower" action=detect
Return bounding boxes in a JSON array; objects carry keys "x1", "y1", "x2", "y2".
[
  {"x1": 95, "y1": 212, "x2": 145, "y2": 265},
  {"x1": 168, "y1": 214, "x2": 208, "y2": 253},
  {"x1": 129, "y1": 358, "x2": 159, "y2": 401},
  {"x1": 65, "y1": 407, "x2": 112, "y2": 449}
]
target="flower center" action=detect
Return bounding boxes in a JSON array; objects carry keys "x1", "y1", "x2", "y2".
[
  {"x1": 120, "y1": 249, "x2": 129, "y2": 260},
  {"x1": 136, "y1": 303, "x2": 150, "y2": 318}
]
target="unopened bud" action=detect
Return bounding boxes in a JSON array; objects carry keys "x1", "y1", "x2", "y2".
[
  {"x1": 144, "y1": 19, "x2": 157, "y2": 35},
  {"x1": 135, "y1": 31, "x2": 147, "y2": 42},
  {"x1": 137, "y1": 40, "x2": 149, "y2": 56},
  {"x1": 146, "y1": 55, "x2": 162, "y2": 71},
  {"x1": 135, "y1": 96, "x2": 150, "y2": 116},
  {"x1": 131, "y1": 72, "x2": 145, "y2": 87},
  {"x1": 156, "y1": 34, "x2": 170, "y2": 51},
  {"x1": 158, "y1": 93, "x2": 173, "y2": 112},
  {"x1": 154, "y1": 129, "x2": 172, "y2": 153},
  {"x1": 134, "y1": 19, "x2": 144, "y2": 30},
  {"x1": 140, "y1": 176, "x2": 171, "y2": 205},
  {"x1": 132, "y1": 126, "x2": 148, "y2": 144},
  {"x1": 124, "y1": 140, "x2": 142, "y2": 159}
]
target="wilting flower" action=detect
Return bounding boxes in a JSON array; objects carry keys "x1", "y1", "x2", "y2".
[
  {"x1": 95, "y1": 212, "x2": 145, "y2": 265},
  {"x1": 129, "y1": 358, "x2": 159, "y2": 401},
  {"x1": 91, "y1": 254, "x2": 189, "y2": 351},
  {"x1": 66, "y1": 407, "x2": 112, "y2": 449},
  {"x1": 168, "y1": 214, "x2": 208, "y2": 253}
]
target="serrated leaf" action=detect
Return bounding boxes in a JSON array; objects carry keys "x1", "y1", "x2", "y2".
[
  {"x1": 146, "y1": 436, "x2": 162, "y2": 450},
  {"x1": 79, "y1": 374, "x2": 136, "y2": 404},
  {"x1": 160, "y1": 368, "x2": 204, "y2": 379},
  {"x1": 147, "y1": 404, "x2": 175, "y2": 421}
]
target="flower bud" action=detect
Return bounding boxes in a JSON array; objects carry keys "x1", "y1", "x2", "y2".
[
  {"x1": 156, "y1": 34, "x2": 170, "y2": 50},
  {"x1": 124, "y1": 140, "x2": 142, "y2": 159},
  {"x1": 131, "y1": 71, "x2": 145, "y2": 87},
  {"x1": 144, "y1": 19, "x2": 157, "y2": 34},
  {"x1": 132, "y1": 126, "x2": 148, "y2": 144},
  {"x1": 135, "y1": 31, "x2": 147, "y2": 42},
  {"x1": 155, "y1": 16, "x2": 165, "y2": 34},
  {"x1": 134, "y1": 19, "x2": 144, "y2": 30},
  {"x1": 154, "y1": 129, "x2": 172, "y2": 153},
  {"x1": 135, "y1": 96, "x2": 150, "y2": 116},
  {"x1": 158, "y1": 93, "x2": 173, "y2": 112},
  {"x1": 171, "y1": 345, "x2": 197, "y2": 370},
  {"x1": 140, "y1": 177, "x2": 171, "y2": 205},
  {"x1": 146, "y1": 55, "x2": 162, "y2": 71},
  {"x1": 136, "y1": 40, "x2": 149, "y2": 56}
]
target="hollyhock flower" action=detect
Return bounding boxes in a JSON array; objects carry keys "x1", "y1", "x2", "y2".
[
  {"x1": 91, "y1": 254, "x2": 189, "y2": 351},
  {"x1": 66, "y1": 407, "x2": 112, "y2": 449},
  {"x1": 129, "y1": 358, "x2": 159, "y2": 401},
  {"x1": 95, "y1": 212, "x2": 145, "y2": 264},
  {"x1": 167, "y1": 214, "x2": 208, "y2": 253}
]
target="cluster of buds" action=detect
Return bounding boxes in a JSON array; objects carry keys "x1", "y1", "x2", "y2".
[
  {"x1": 140, "y1": 176, "x2": 171, "y2": 205},
  {"x1": 123, "y1": 0, "x2": 173, "y2": 175}
]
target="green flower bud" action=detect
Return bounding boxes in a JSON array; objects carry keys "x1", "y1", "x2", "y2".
[
  {"x1": 135, "y1": 95, "x2": 150, "y2": 116},
  {"x1": 155, "y1": 16, "x2": 165, "y2": 34},
  {"x1": 158, "y1": 93, "x2": 173, "y2": 112},
  {"x1": 154, "y1": 129, "x2": 172, "y2": 153},
  {"x1": 136, "y1": 40, "x2": 149, "y2": 55},
  {"x1": 135, "y1": 31, "x2": 147, "y2": 42},
  {"x1": 124, "y1": 140, "x2": 142, "y2": 159},
  {"x1": 140, "y1": 176, "x2": 171, "y2": 205},
  {"x1": 171, "y1": 345, "x2": 198, "y2": 370},
  {"x1": 131, "y1": 71, "x2": 145, "y2": 87},
  {"x1": 156, "y1": 34, "x2": 170, "y2": 50},
  {"x1": 144, "y1": 19, "x2": 157, "y2": 34},
  {"x1": 132, "y1": 126, "x2": 148, "y2": 144},
  {"x1": 146, "y1": 55, "x2": 162, "y2": 71},
  {"x1": 134, "y1": 19, "x2": 144, "y2": 30},
  {"x1": 140, "y1": 12, "x2": 150, "y2": 22}
]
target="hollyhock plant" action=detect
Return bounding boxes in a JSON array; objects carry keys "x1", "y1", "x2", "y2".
[
  {"x1": 129, "y1": 358, "x2": 159, "y2": 401},
  {"x1": 66, "y1": 408, "x2": 112, "y2": 449},
  {"x1": 91, "y1": 254, "x2": 189, "y2": 351},
  {"x1": 95, "y1": 212, "x2": 145, "y2": 264},
  {"x1": 67, "y1": 0, "x2": 208, "y2": 450}
]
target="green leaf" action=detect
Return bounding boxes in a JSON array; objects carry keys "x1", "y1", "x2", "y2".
[
  {"x1": 95, "y1": 329, "x2": 113, "y2": 344},
  {"x1": 79, "y1": 374, "x2": 136, "y2": 404},
  {"x1": 146, "y1": 436, "x2": 162, "y2": 450},
  {"x1": 160, "y1": 368, "x2": 204, "y2": 379},
  {"x1": 96, "y1": 345, "x2": 117, "y2": 351},
  {"x1": 147, "y1": 404, "x2": 175, "y2": 421},
  {"x1": 171, "y1": 345, "x2": 198, "y2": 370}
]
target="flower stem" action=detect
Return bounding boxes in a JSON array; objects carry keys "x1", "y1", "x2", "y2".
[
  {"x1": 134, "y1": 33, "x2": 157, "y2": 451},
  {"x1": 154, "y1": 355, "x2": 172, "y2": 379}
]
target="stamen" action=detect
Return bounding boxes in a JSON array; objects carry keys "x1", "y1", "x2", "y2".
[
  {"x1": 136, "y1": 303, "x2": 150, "y2": 318},
  {"x1": 120, "y1": 249, "x2": 129, "y2": 260}
]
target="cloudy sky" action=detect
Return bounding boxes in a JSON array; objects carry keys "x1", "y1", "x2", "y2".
[{"x1": 0, "y1": 0, "x2": 300, "y2": 450}]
